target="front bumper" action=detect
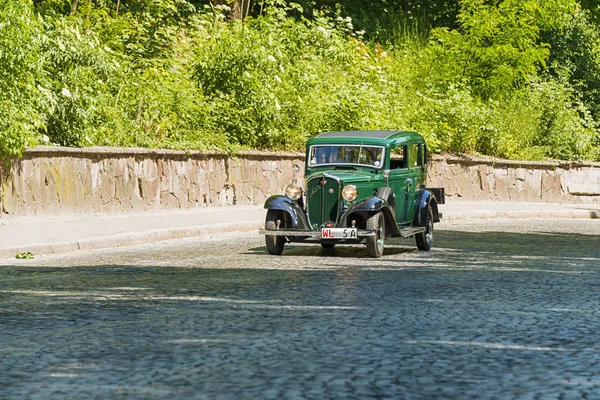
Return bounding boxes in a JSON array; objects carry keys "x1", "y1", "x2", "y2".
[{"x1": 259, "y1": 229, "x2": 377, "y2": 238}]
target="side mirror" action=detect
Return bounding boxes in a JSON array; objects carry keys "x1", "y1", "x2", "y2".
[{"x1": 292, "y1": 163, "x2": 301, "y2": 183}]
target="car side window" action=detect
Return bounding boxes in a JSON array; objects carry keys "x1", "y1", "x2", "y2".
[
  {"x1": 389, "y1": 145, "x2": 406, "y2": 169},
  {"x1": 408, "y1": 144, "x2": 419, "y2": 168},
  {"x1": 421, "y1": 144, "x2": 428, "y2": 165}
]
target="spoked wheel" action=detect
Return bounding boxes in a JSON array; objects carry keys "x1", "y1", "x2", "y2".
[
  {"x1": 366, "y1": 212, "x2": 385, "y2": 258},
  {"x1": 265, "y1": 210, "x2": 285, "y2": 255},
  {"x1": 416, "y1": 206, "x2": 434, "y2": 251}
]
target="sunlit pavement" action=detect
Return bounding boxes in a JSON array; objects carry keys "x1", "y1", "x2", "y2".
[{"x1": 1, "y1": 219, "x2": 599, "y2": 399}]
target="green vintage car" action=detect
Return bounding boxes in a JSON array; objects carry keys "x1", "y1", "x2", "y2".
[{"x1": 260, "y1": 130, "x2": 444, "y2": 257}]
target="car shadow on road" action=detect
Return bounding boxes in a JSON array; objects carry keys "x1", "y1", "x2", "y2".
[
  {"x1": 246, "y1": 227, "x2": 600, "y2": 261},
  {"x1": 245, "y1": 243, "x2": 417, "y2": 258}
]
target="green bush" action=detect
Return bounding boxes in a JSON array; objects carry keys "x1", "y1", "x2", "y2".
[
  {"x1": 193, "y1": 10, "x2": 374, "y2": 150},
  {"x1": 0, "y1": 0, "x2": 42, "y2": 159},
  {"x1": 35, "y1": 3, "x2": 226, "y2": 151}
]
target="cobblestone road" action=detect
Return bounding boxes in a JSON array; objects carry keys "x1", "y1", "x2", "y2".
[{"x1": 1, "y1": 219, "x2": 599, "y2": 399}]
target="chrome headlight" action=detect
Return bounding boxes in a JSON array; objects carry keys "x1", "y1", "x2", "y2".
[
  {"x1": 285, "y1": 183, "x2": 303, "y2": 201},
  {"x1": 342, "y1": 185, "x2": 358, "y2": 202}
]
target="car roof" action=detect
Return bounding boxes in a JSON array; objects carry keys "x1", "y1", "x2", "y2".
[{"x1": 308, "y1": 130, "x2": 424, "y2": 146}]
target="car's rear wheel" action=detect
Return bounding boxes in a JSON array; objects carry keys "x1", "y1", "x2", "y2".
[
  {"x1": 265, "y1": 210, "x2": 285, "y2": 255},
  {"x1": 415, "y1": 205, "x2": 434, "y2": 251},
  {"x1": 366, "y1": 212, "x2": 385, "y2": 258}
]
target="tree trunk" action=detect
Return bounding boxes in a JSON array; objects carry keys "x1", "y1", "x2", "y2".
[
  {"x1": 231, "y1": 0, "x2": 243, "y2": 20},
  {"x1": 69, "y1": 0, "x2": 79, "y2": 15},
  {"x1": 210, "y1": 0, "x2": 246, "y2": 20},
  {"x1": 245, "y1": 0, "x2": 251, "y2": 19}
]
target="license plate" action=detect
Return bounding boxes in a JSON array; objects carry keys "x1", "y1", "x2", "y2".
[{"x1": 321, "y1": 228, "x2": 358, "y2": 239}]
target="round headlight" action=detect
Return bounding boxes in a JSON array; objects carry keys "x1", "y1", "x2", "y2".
[
  {"x1": 285, "y1": 183, "x2": 303, "y2": 201},
  {"x1": 342, "y1": 185, "x2": 358, "y2": 202}
]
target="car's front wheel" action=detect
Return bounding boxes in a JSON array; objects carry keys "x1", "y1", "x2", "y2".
[
  {"x1": 265, "y1": 210, "x2": 285, "y2": 255},
  {"x1": 366, "y1": 212, "x2": 385, "y2": 258},
  {"x1": 415, "y1": 205, "x2": 434, "y2": 251}
]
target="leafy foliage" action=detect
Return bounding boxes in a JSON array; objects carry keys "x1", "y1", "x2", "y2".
[
  {"x1": 425, "y1": 0, "x2": 575, "y2": 100},
  {"x1": 0, "y1": 0, "x2": 42, "y2": 159},
  {"x1": 0, "y1": 0, "x2": 599, "y2": 161},
  {"x1": 194, "y1": 8, "x2": 372, "y2": 149},
  {"x1": 290, "y1": 0, "x2": 460, "y2": 43},
  {"x1": 544, "y1": 9, "x2": 600, "y2": 127}
]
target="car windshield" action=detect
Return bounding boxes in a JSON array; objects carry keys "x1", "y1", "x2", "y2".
[{"x1": 308, "y1": 145, "x2": 385, "y2": 168}]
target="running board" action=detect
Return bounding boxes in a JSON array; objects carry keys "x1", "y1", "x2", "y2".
[
  {"x1": 399, "y1": 227, "x2": 426, "y2": 238},
  {"x1": 259, "y1": 229, "x2": 376, "y2": 237}
]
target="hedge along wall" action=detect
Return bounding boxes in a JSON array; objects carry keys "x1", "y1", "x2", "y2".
[{"x1": 0, "y1": 147, "x2": 598, "y2": 216}]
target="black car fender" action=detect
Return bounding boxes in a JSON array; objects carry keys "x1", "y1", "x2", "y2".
[
  {"x1": 264, "y1": 195, "x2": 311, "y2": 230},
  {"x1": 414, "y1": 190, "x2": 441, "y2": 227},
  {"x1": 340, "y1": 197, "x2": 401, "y2": 237},
  {"x1": 376, "y1": 186, "x2": 395, "y2": 211}
]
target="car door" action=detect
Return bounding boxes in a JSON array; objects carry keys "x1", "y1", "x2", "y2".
[
  {"x1": 403, "y1": 142, "x2": 425, "y2": 223},
  {"x1": 388, "y1": 144, "x2": 411, "y2": 225}
]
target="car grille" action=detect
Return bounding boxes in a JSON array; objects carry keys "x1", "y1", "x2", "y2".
[{"x1": 306, "y1": 176, "x2": 340, "y2": 228}]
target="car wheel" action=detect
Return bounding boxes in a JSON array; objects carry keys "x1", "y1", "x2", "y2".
[
  {"x1": 321, "y1": 243, "x2": 335, "y2": 249},
  {"x1": 366, "y1": 212, "x2": 385, "y2": 258},
  {"x1": 416, "y1": 205, "x2": 434, "y2": 251},
  {"x1": 265, "y1": 210, "x2": 285, "y2": 255}
]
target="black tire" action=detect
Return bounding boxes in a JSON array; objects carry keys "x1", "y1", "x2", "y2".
[
  {"x1": 366, "y1": 212, "x2": 385, "y2": 258},
  {"x1": 265, "y1": 210, "x2": 285, "y2": 255},
  {"x1": 416, "y1": 206, "x2": 434, "y2": 251},
  {"x1": 321, "y1": 243, "x2": 335, "y2": 249}
]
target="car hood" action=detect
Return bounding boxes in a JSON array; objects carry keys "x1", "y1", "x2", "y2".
[{"x1": 305, "y1": 170, "x2": 382, "y2": 185}]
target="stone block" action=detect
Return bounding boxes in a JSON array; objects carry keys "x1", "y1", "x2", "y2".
[
  {"x1": 150, "y1": 179, "x2": 161, "y2": 206},
  {"x1": 494, "y1": 176, "x2": 510, "y2": 201},
  {"x1": 565, "y1": 168, "x2": 600, "y2": 196}
]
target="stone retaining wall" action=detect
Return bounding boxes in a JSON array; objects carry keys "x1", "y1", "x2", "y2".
[
  {"x1": 428, "y1": 155, "x2": 600, "y2": 203},
  {"x1": 0, "y1": 147, "x2": 303, "y2": 216},
  {"x1": 0, "y1": 147, "x2": 598, "y2": 216}
]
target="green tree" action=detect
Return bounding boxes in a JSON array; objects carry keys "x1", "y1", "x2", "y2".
[
  {"x1": 544, "y1": 8, "x2": 600, "y2": 124},
  {"x1": 579, "y1": 0, "x2": 600, "y2": 24},
  {"x1": 425, "y1": 0, "x2": 577, "y2": 100},
  {"x1": 0, "y1": 0, "x2": 42, "y2": 159}
]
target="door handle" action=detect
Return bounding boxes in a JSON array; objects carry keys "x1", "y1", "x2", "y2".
[{"x1": 404, "y1": 178, "x2": 412, "y2": 190}]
